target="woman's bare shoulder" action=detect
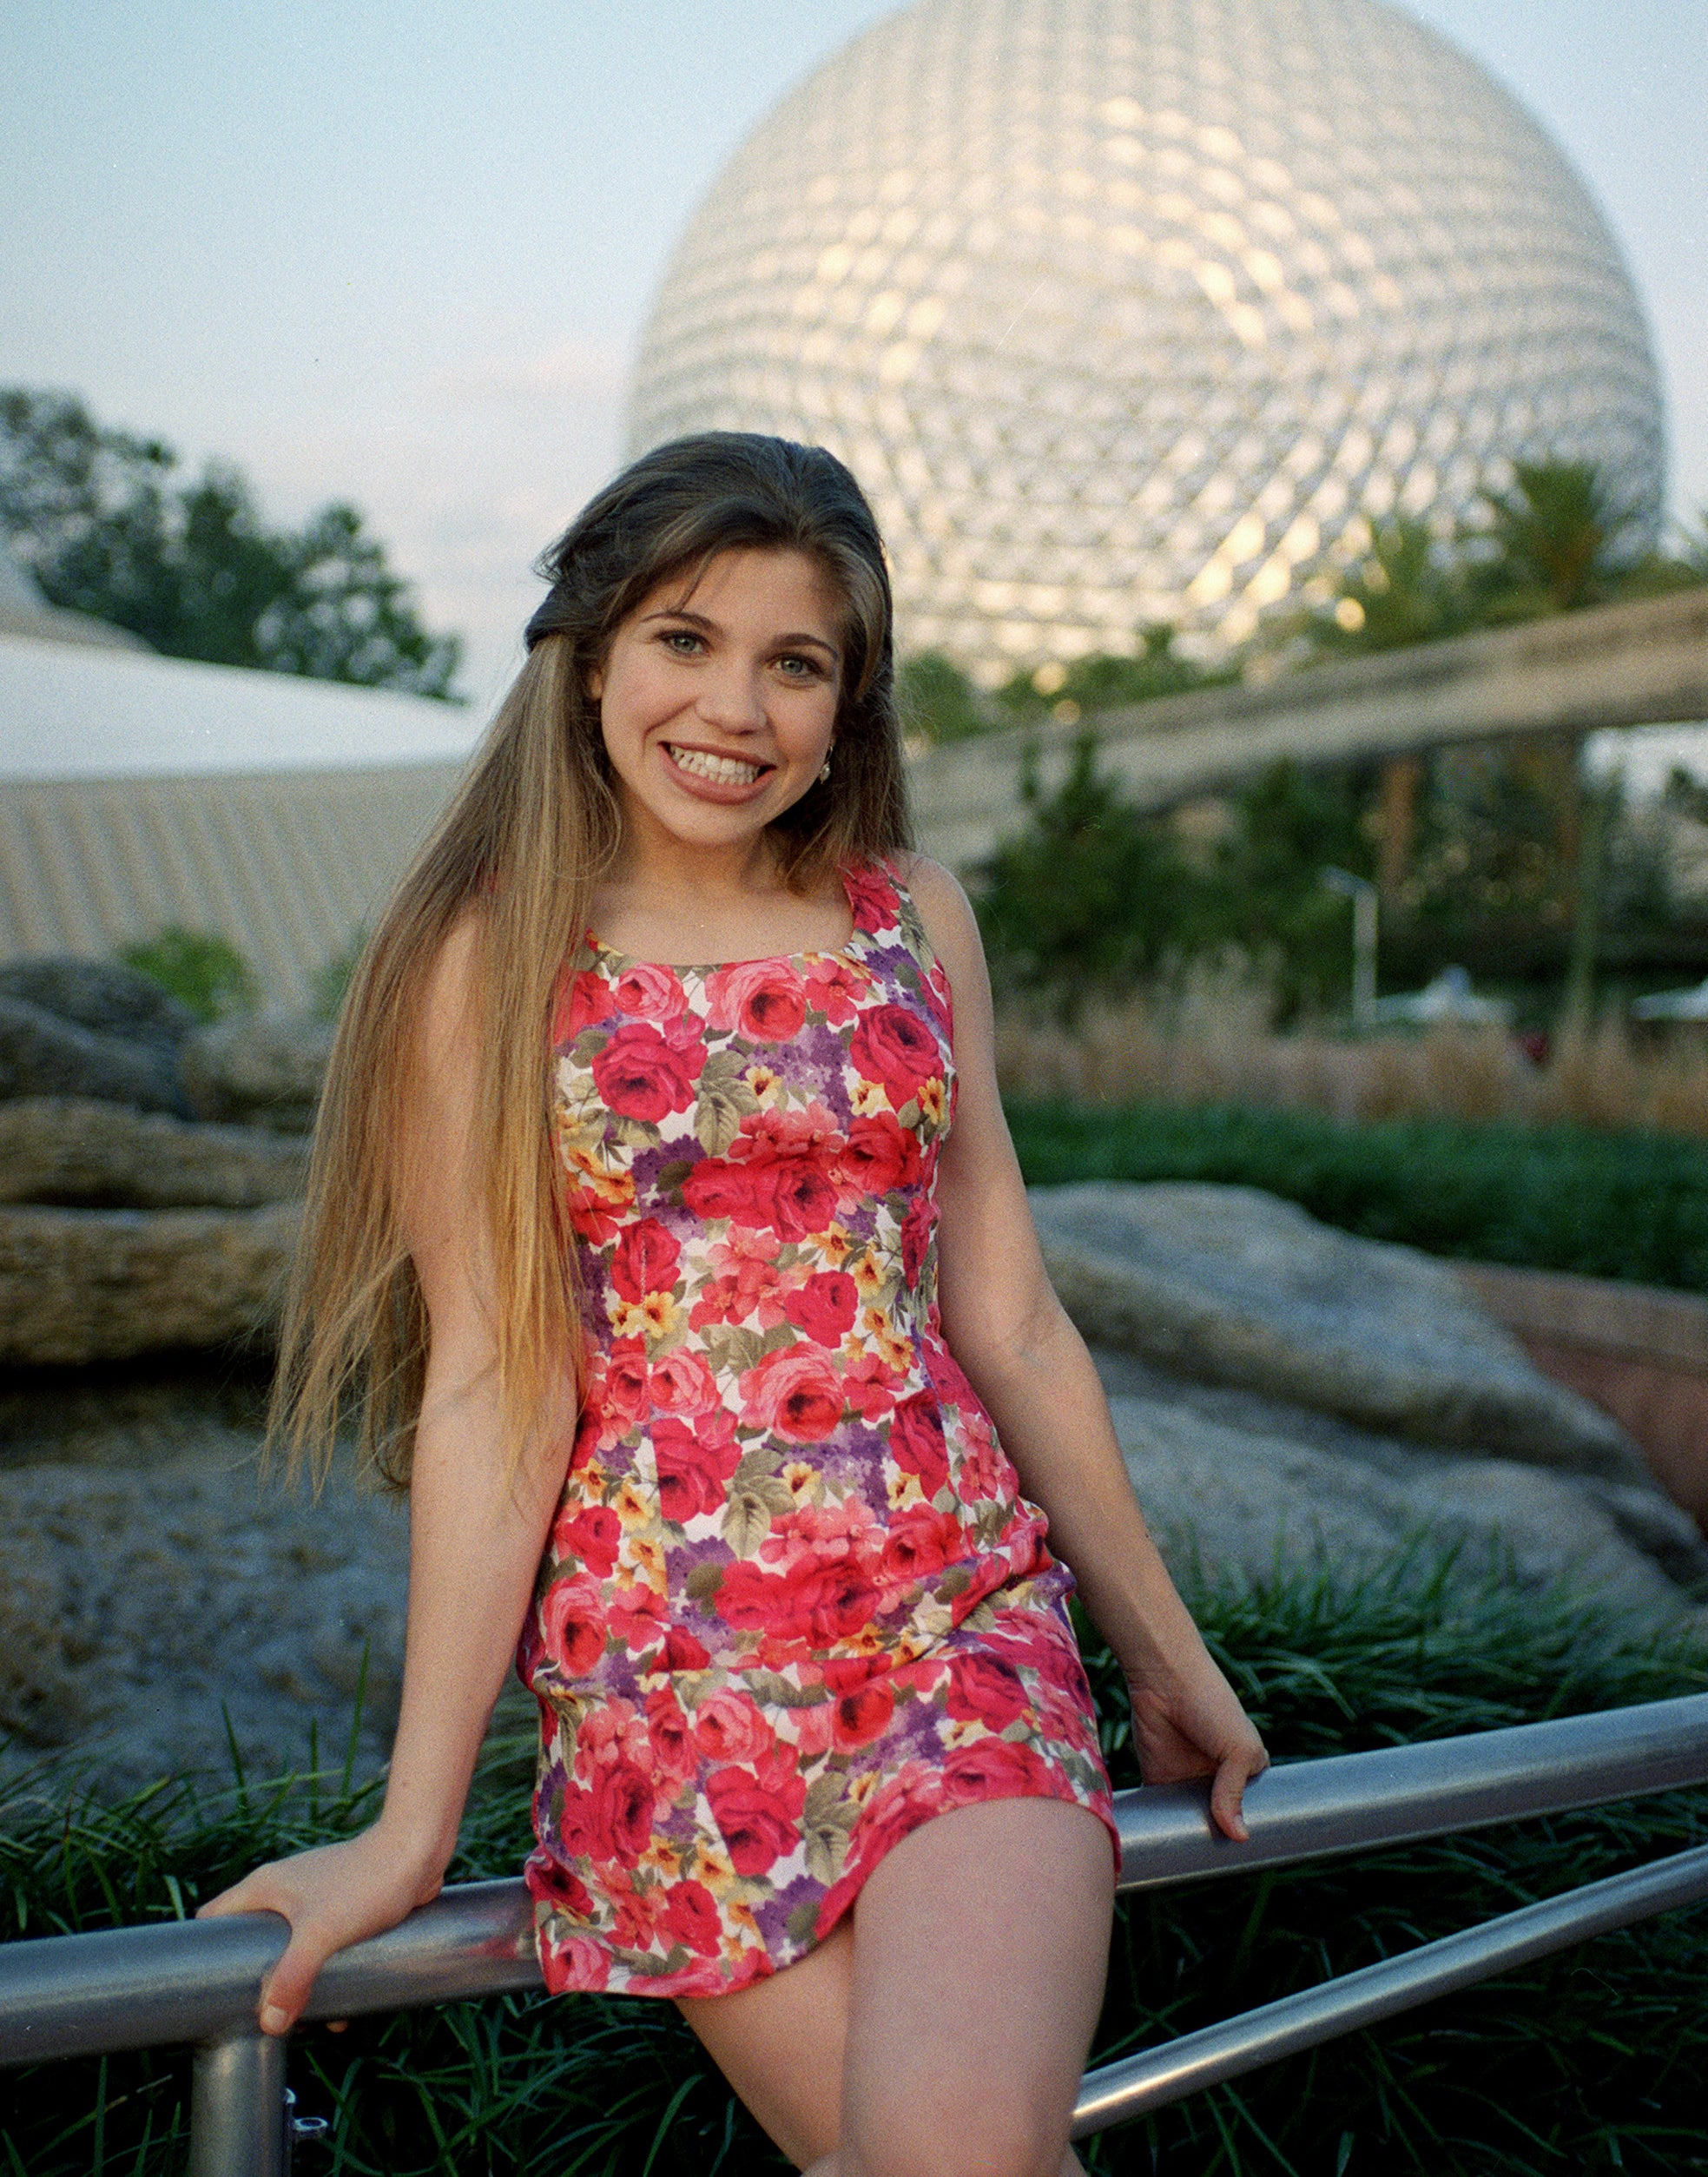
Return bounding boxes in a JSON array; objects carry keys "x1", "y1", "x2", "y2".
[{"x1": 894, "y1": 852, "x2": 984, "y2": 986}]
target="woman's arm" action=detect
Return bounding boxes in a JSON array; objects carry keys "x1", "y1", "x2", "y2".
[
  {"x1": 906, "y1": 858, "x2": 1267, "y2": 1836},
  {"x1": 199, "y1": 920, "x2": 572, "y2": 2031}
]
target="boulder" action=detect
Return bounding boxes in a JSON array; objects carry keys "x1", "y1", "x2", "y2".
[
  {"x1": 0, "y1": 958, "x2": 196, "y2": 1058},
  {"x1": 0, "y1": 994, "x2": 191, "y2": 1115},
  {"x1": 0, "y1": 1365, "x2": 269, "y2": 1471},
  {"x1": 0, "y1": 1097, "x2": 307, "y2": 1209},
  {"x1": 0, "y1": 1200, "x2": 300, "y2": 1365},
  {"x1": 180, "y1": 1015, "x2": 333, "y2": 1131},
  {"x1": 1091, "y1": 1347, "x2": 1708, "y2": 1606},
  {"x1": 0, "y1": 1444, "x2": 411, "y2": 1793},
  {"x1": 1033, "y1": 1182, "x2": 1643, "y2": 1481}
]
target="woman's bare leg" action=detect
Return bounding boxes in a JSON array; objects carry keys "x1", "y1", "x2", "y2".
[
  {"x1": 679, "y1": 1915, "x2": 854, "y2": 2167},
  {"x1": 678, "y1": 1795, "x2": 1112, "y2": 2175}
]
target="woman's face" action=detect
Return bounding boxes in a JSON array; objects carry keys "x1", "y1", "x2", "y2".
[{"x1": 589, "y1": 546, "x2": 844, "y2": 861}]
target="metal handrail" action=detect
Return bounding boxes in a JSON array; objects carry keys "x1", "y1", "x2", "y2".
[
  {"x1": 1073, "y1": 1840, "x2": 1708, "y2": 2137},
  {"x1": 2, "y1": 1692, "x2": 1705, "y2": 2171}
]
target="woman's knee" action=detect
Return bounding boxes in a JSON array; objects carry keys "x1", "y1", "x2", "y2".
[{"x1": 842, "y1": 2077, "x2": 1072, "y2": 2177}]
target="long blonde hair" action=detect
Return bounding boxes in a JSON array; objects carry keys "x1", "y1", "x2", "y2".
[{"x1": 272, "y1": 433, "x2": 913, "y2": 1488}]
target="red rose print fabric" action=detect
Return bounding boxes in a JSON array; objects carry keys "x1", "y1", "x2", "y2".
[{"x1": 519, "y1": 864, "x2": 1115, "y2": 1998}]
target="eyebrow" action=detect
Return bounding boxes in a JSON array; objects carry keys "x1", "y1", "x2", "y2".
[{"x1": 640, "y1": 606, "x2": 840, "y2": 661}]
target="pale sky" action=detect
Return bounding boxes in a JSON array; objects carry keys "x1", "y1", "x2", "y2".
[{"x1": 3, "y1": 2, "x2": 1703, "y2": 711}]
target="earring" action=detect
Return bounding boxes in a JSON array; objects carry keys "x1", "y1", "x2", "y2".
[{"x1": 817, "y1": 752, "x2": 833, "y2": 783}]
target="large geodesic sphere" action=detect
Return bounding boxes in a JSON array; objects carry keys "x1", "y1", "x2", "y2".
[{"x1": 626, "y1": 0, "x2": 1665, "y2": 680}]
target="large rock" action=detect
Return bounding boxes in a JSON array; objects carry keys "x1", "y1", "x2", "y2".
[
  {"x1": 0, "y1": 1365, "x2": 270, "y2": 1471},
  {"x1": 0, "y1": 1201, "x2": 300, "y2": 1364},
  {"x1": 1092, "y1": 1348, "x2": 1708, "y2": 1608},
  {"x1": 0, "y1": 1097, "x2": 307, "y2": 1209},
  {"x1": 0, "y1": 994, "x2": 191, "y2": 1115},
  {"x1": 0, "y1": 958, "x2": 196, "y2": 1059},
  {"x1": 180, "y1": 1015, "x2": 333, "y2": 1131},
  {"x1": 0, "y1": 1442, "x2": 411, "y2": 1794},
  {"x1": 1033, "y1": 1183, "x2": 1643, "y2": 1481}
]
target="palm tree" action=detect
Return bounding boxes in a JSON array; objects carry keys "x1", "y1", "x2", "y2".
[
  {"x1": 1308, "y1": 513, "x2": 1473, "y2": 656},
  {"x1": 1470, "y1": 458, "x2": 1703, "y2": 621},
  {"x1": 1472, "y1": 459, "x2": 1619, "y2": 618}
]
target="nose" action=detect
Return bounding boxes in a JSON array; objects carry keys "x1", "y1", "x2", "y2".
[{"x1": 693, "y1": 658, "x2": 768, "y2": 736}]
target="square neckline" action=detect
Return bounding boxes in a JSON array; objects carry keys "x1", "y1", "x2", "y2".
[{"x1": 584, "y1": 863, "x2": 867, "y2": 978}]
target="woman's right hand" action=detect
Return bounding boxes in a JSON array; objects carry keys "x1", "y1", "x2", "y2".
[{"x1": 197, "y1": 1823, "x2": 447, "y2": 2035}]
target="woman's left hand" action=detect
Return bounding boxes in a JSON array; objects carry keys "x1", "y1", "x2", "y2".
[{"x1": 1124, "y1": 1645, "x2": 1269, "y2": 1842}]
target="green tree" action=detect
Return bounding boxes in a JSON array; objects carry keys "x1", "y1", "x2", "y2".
[
  {"x1": 1470, "y1": 458, "x2": 1625, "y2": 618},
  {"x1": 975, "y1": 734, "x2": 1201, "y2": 1018},
  {"x1": 1206, "y1": 758, "x2": 1381, "y2": 1015},
  {"x1": 0, "y1": 388, "x2": 461, "y2": 696},
  {"x1": 994, "y1": 623, "x2": 1232, "y2": 722},
  {"x1": 1467, "y1": 458, "x2": 1700, "y2": 623},
  {"x1": 1311, "y1": 463, "x2": 1704, "y2": 657},
  {"x1": 1304, "y1": 514, "x2": 1474, "y2": 656},
  {"x1": 895, "y1": 650, "x2": 989, "y2": 742}
]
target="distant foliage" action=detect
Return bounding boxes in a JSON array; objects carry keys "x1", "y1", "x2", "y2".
[
  {"x1": 0, "y1": 387, "x2": 462, "y2": 697},
  {"x1": 1302, "y1": 512, "x2": 1475, "y2": 657},
  {"x1": 993, "y1": 622, "x2": 1235, "y2": 725},
  {"x1": 975, "y1": 735, "x2": 1198, "y2": 1018},
  {"x1": 966, "y1": 462, "x2": 1708, "y2": 1020},
  {"x1": 1306, "y1": 459, "x2": 1704, "y2": 662},
  {"x1": 1472, "y1": 458, "x2": 1690, "y2": 620},
  {"x1": 1208, "y1": 757, "x2": 1381, "y2": 1015},
  {"x1": 897, "y1": 626, "x2": 1236, "y2": 746},
  {"x1": 117, "y1": 927, "x2": 258, "y2": 1024},
  {"x1": 976, "y1": 738, "x2": 1379, "y2": 1020},
  {"x1": 894, "y1": 649, "x2": 989, "y2": 742},
  {"x1": 1006, "y1": 1093, "x2": 1708, "y2": 1292}
]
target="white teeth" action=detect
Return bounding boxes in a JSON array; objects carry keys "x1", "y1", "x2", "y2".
[{"x1": 668, "y1": 744, "x2": 765, "y2": 786}]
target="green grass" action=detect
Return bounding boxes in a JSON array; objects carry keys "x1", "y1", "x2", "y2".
[
  {"x1": 3, "y1": 1558, "x2": 1705, "y2": 2174},
  {"x1": 1007, "y1": 1094, "x2": 1708, "y2": 1293}
]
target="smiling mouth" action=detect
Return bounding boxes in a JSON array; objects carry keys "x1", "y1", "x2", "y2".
[{"x1": 665, "y1": 743, "x2": 771, "y2": 787}]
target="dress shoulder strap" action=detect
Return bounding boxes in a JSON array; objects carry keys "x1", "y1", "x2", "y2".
[
  {"x1": 886, "y1": 868, "x2": 936, "y2": 960},
  {"x1": 845, "y1": 858, "x2": 953, "y2": 1026}
]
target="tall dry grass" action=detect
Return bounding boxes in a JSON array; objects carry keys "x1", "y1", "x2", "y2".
[{"x1": 995, "y1": 962, "x2": 1708, "y2": 1137}]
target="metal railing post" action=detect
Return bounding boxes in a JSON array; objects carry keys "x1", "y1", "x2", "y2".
[{"x1": 188, "y1": 2027, "x2": 287, "y2": 2177}]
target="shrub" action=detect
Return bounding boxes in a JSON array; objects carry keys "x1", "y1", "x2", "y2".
[
  {"x1": 117, "y1": 927, "x2": 258, "y2": 1024},
  {"x1": 1006, "y1": 1094, "x2": 1708, "y2": 1292},
  {"x1": 3, "y1": 1561, "x2": 1705, "y2": 2174}
]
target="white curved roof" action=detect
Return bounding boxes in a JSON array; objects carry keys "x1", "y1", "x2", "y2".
[
  {"x1": 0, "y1": 630, "x2": 480, "y2": 783},
  {"x1": 0, "y1": 633, "x2": 482, "y2": 1003}
]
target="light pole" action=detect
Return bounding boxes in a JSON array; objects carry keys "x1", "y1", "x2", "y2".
[{"x1": 1323, "y1": 867, "x2": 1378, "y2": 1032}]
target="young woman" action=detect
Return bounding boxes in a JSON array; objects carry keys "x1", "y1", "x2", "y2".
[{"x1": 204, "y1": 433, "x2": 1267, "y2": 2177}]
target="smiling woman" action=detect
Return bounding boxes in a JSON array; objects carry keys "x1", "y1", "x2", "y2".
[
  {"x1": 584, "y1": 549, "x2": 847, "y2": 949},
  {"x1": 196, "y1": 432, "x2": 1266, "y2": 2177}
]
